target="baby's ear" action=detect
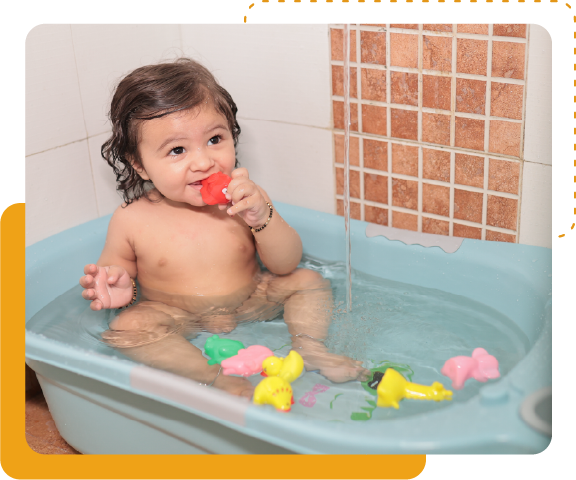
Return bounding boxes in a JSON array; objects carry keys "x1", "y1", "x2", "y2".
[{"x1": 129, "y1": 156, "x2": 150, "y2": 181}]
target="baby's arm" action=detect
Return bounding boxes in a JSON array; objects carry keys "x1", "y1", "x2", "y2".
[
  {"x1": 226, "y1": 168, "x2": 302, "y2": 275},
  {"x1": 80, "y1": 206, "x2": 138, "y2": 310}
]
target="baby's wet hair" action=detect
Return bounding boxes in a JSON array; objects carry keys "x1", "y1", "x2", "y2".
[{"x1": 102, "y1": 58, "x2": 241, "y2": 204}]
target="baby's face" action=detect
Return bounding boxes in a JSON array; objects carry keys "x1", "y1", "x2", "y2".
[{"x1": 136, "y1": 105, "x2": 236, "y2": 207}]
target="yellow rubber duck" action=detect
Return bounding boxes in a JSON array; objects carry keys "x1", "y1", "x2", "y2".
[
  {"x1": 261, "y1": 350, "x2": 304, "y2": 383},
  {"x1": 253, "y1": 376, "x2": 294, "y2": 412},
  {"x1": 377, "y1": 368, "x2": 453, "y2": 409}
]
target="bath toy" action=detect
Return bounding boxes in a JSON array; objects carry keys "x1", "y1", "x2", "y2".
[
  {"x1": 360, "y1": 361, "x2": 414, "y2": 396},
  {"x1": 204, "y1": 335, "x2": 245, "y2": 365},
  {"x1": 261, "y1": 350, "x2": 304, "y2": 383},
  {"x1": 220, "y1": 345, "x2": 274, "y2": 376},
  {"x1": 441, "y1": 348, "x2": 500, "y2": 390},
  {"x1": 200, "y1": 172, "x2": 231, "y2": 205},
  {"x1": 253, "y1": 376, "x2": 294, "y2": 412},
  {"x1": 376, "y1": 368, "x2": 452, "y2": 409},
  {"x1": 299, "y1": 383, "x2": 330, "y2": 408}
]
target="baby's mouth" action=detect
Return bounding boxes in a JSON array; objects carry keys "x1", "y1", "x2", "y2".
[{"x1": 189, "y1": 181, "x2": 203, "y2": 191}]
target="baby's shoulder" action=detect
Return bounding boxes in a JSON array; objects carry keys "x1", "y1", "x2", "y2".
[{"x1": 110, "y1": 196, "x2": 153, "y2": 226}]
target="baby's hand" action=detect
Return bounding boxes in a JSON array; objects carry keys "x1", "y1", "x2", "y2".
[
  {"x1": 80, "y1": 264, "x2": 134, "y2": 310},
  {"x1": 223, "y1": 168, "x2": 270, "y2": 228}
]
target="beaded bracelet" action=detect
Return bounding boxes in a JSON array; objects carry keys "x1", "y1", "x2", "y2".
[
  {"x1": 250, "y1": 202, "x2": 273, "y2": 234},
  {"x1": 121, "y1": 278, "x2": 138, "y2": 309}
]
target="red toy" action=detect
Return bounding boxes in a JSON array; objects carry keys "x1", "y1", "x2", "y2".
[{"x1": 200, "y1": 172, "x2": 231, "y2": 205}]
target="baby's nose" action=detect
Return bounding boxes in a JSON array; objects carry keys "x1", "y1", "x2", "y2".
[{"x1": 189, "y1": 148, "x2": 213, "y2": 170}]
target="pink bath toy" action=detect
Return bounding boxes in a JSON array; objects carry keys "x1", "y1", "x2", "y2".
[
  {"x1": 221, "y1": 345, "x2": 274, "y2": 377},
  {"x1": 298, "y1": 384, "x2": 330, "y2": 408},
  {"x1": 441, "y1": 348, "x2": 500, "y2": 390}
]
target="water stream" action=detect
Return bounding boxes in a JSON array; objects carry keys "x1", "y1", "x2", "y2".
[{"x1": 343, "y1": 24, "x2": 352, "y2": 312}]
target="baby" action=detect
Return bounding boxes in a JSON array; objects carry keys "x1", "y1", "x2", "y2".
[{"x1": 79, "y1": 58, "x2": 368, "y2": 399}]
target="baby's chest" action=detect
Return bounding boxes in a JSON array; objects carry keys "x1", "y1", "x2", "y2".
[{"x1": 135, "y1": 218, "x2": 255, "y2": 273}]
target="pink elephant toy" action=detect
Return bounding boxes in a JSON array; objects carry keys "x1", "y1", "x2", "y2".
[
  {"x1": 221, "y1": 345, "x2": 274, "y2": 377},
  {"x1": 441, "y1": 348, "x2": 500, "y2": 390}
]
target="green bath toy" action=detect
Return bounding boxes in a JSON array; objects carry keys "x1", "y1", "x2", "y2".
[{"x1": 204, "y1": 335, "x2": 245, "y2": 365}]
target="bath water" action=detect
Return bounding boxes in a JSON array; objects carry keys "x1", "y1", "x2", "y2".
[{"x1": 26, "y1": 253, "x2": 529, "y2": 423}]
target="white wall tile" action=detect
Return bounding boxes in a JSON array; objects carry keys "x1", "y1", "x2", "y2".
[
  {"x1": 524, "y1": 24, "x2": 552, "y2": 166},
  {"x1": 238, "y1": 119, "x2": 334, "y2": 214},
  {"x1": 26, "y1": 140, "x2": 98, "y2": 246},
  {"x1": 71, "y1": 25, "x2": 182, "y2": 137},
  {"x1": 519, "y1": 161, "x2": 552, "y2": 249},
  {"x1": 180, "y1": 25, "x2": 331, "y2": 128},
  {"x1": 88, "y1": 132, "x2": 124, "y2": 217},
  {"x1": 26, "y1": 25, "x2": 86, "y2": 156}
]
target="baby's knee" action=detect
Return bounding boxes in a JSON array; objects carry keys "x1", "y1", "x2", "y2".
[{"x1": 289, "y1": 268, "x2": 329, "y2": 290}]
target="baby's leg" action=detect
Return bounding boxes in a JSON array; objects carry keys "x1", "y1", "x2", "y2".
[
  {"x1": 267, "y1": 269, "x2": 369, "y2": 383},
  {"x1": 101, "y1": 301, "x2": 254, "y2": 398}
]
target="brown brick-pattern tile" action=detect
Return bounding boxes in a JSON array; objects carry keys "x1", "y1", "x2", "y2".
[
  {"x1": 453, "y1": 223, "x2": 482, "y2": 240},
  {"x1": 362, "y1": 104, "x2": 387, "y2": 136},
  {"x1": 392, "y1": 143, "x2": 419, "y2": 177},
  {"x1": 390, "y1": 33, "x2": 418, "y2": 68},
  {"x1": 392, "y1": 178, "x2": 419, "y2": 210},
  {"x1": 488, "y1": 159, "x2": 520, "y2": 194},
  {"x1": 422, "y1": 183, "x2": 450, "y2": 217},
  {"x1": 392, "y1": 211, "x2": 418, "y2": 231},
  {"x1": 361, "y1": 31, "x2": 387, "y2": 66},
  {"x1": 423, "y1": 35, "x2": 452, "y2": 72},
  {"x1": 490, "y1": 82, "x2": 523, "y2": 120},
  {"x1": 422, "y1": 75, "x2": 452, "y2": 111},
  {"x1": 391, "y1": 108, "x2": 418, "y2": 140},
  {"x1": 333, "y1": 101, "x2": 358, "y2": 131},
  {"x1": 364, "y1": 172, "x2": 389, "y2": 204},
  {"x1": 456, "y1": 78, "x2": 486, "y2": 115},
  {"x1": 422, "y1": 217, "x2": 449, "y2": 236},
  {"x1": 457, "y1": 38, "x2": 488, "y2": 76},
  {"x1": 488, "y1": 120, "x2": 521, "y2": 157},
  {"x1": 363, "y1": 138, "x2": 388, "y2": 171},
  {"x1": 331, "y1": 28, "x2": 356, "y2": 62},
  {"x1": 455, "y1": 117, "x2": 485, "y2": 151},
  {"x1": 486, "y1": 230, "x2": 516, "y2": 243},
  {"x1": 390, "y1": 24, "x2": 418, "y2": 30},
  {"x1": 455, "y1": 153, "x2": 484, "y2": 188},
  {"x1": 493, "y1": 24, "x2": 527, "y2": 38},
  {"x1": 365, "y1": 205, "x2": 389, "y2": 226},
  {"x1": 457, "y1": 24, "x2": 489, "y2": 35},
  {"x1": 390, "y1": 72, "x2": 419, "y2": 106},
  {"x1": 422, "y1": 112, "x2": 451, "y2": 146},
  {"x1": 336, "y1": 167, "x2": 361, "y2": 198},
  {"x1": 423, "y1": 148, "x2": 450, "y2": 182},
  {"x1": 361, "y1": 68, "x2": 387, "y2": 102},
  {"x1": 486, "y1": 195, "x2": 518, "y2": 230},
  {"x1": 423, "y1": 24, "x2": 452, "y2": 32},
  {"x1": 454, "y1": 189, "x2": 483, "y2": 224},
  {"x1": 332, "y1": 65, "x2": 357, "y2": 98},
  {"x1": 334, "y1": 134, "x2": 360, "y2": 166},
  {"x1": 492, "y1": 41, "x2": 525, "y2": 80},
  {"x1": 336, "y1": 199, "x2": 361, "y2": 220}
]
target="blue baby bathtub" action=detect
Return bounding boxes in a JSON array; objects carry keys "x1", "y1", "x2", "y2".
[{"x1": 25, "y1": 202, "x2": 551, "y2": 454}]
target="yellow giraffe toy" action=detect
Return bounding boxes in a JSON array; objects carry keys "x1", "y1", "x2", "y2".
[{"x1": 376, "y1": 368, "x2": 453, "y2": 409}]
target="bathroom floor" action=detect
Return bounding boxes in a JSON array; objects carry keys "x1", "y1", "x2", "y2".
[{"x1": 25, "y1": 368, "x2": 80, "y2": 455}]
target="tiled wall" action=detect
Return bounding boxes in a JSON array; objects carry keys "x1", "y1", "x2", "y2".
[{"x1": 331, "y1": 24, "x2": 531, "y2": 243}]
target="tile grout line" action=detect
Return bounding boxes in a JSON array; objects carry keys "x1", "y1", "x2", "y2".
[
  {"x1": 482, "y1": 24, "x2": 494, "y2": 241},
  {"x1": 69, "y1": 24, "x2": 100, "y2": 218}
]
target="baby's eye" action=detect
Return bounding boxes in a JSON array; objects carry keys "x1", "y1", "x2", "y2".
[
  {"x1": 208, "y1": 135, "x2": 221, "y2": 146},
  {"x1": 169, "y1": 146, "x2": 185, "y2": 156}
]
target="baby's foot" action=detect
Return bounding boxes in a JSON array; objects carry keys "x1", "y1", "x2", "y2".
[
  {"x1": 213, "y1": 374, "x2": 254, "y2": 399},
  {"x1": 201, "y1": 315, "x2": 237, "y2": 334},
  {"x1": 305, "y1": 353, "x2": 370, "y2": 383}
]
